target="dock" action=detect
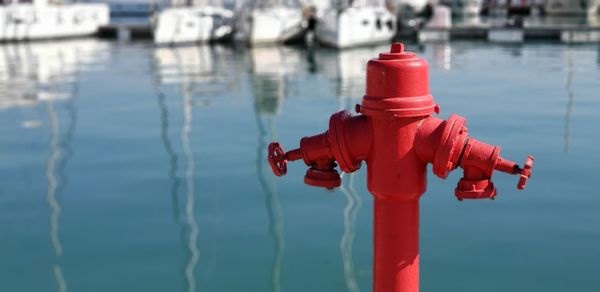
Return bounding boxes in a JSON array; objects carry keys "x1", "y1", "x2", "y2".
[
  {"x1": 402, "y1": 24, "x2": 600, "y2": 43},
  {"x1": 97, "y1": 23, "x2": 600, "y2": 43},
  {"x1": 98, "y1": 24, "x2": 153, "y2": 40}
]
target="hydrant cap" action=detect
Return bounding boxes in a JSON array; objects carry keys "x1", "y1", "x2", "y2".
[
  {"x1": 361, "y1": 43, "x2": 437, "y2": 117},
  {"x1": 378, "y1": 43, "x2": 416, "y2": 60}
]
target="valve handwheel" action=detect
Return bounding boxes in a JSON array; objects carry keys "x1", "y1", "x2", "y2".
[
  {"x1": 268, "y1": 142, "x2": 287, "y2": 176},
  {"x1": 517, "y1": 155, "x2": 534, "y2": 190}
]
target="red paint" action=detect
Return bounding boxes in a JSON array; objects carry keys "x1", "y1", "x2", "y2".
[{"x1": 267, "y1": 43, "x2": 534, "y2": 292}]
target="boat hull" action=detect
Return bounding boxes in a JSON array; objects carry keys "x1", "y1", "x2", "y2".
[
  {"x1": 235, "y1": 7, "x2": 306, "y2": 45},
  {"x1": 315, "y1": 7, "x2": 397, "y2": 49},
  {"x1": 153, "y1": 6, "x2": 234, "y2": 45},
  {"x1": 0, "y1": 4, "x2": 109, "y2": 41},
  {"x1": 544, "y1": 0, "x2": 600, "y2": 15}
]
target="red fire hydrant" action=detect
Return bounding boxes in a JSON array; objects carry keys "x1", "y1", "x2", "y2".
[{"x1": 267, "y1": 43, "x2": 534, "y2": 292}]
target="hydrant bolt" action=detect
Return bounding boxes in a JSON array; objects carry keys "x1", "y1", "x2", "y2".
[{"x1": 266, "y1": 43, "x2": 534, "y2": 292}]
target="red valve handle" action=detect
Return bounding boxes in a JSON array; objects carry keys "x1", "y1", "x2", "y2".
[
  {"x1": 517, "y1": 155, "x2": 534, "y2": 190},
  {"x1": 268, "y1": 142, "x2": 287, "y2": 176}
]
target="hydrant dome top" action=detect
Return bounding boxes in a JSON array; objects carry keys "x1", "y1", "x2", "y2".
[
  {"x1": 361, "y1": 43, "x2": 438, "y2": 117},
  {"x1": 378, "y1": 43, "x2": 417, "y2": 60}
]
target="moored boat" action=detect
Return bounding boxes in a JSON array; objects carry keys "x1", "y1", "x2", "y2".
[
  {"x1": 315, "y1": 0, "x2": 396, "y2": 48},
  {"x1": 543, "y1": 0, "x2": 600, "y2": 15},
  {"x1": 234, "y1": 0, "x2": 307, "y2": 45},
  {"x1": 0, "y1": 0, "x2": 109, "y2": 41},
  {"x1": 153, "y1": 0, "x2": 235, "y2": 45}
]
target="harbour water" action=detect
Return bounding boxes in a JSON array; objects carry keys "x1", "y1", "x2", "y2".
[{"x1": 0, "y1": 40, "x2": 599, "y2": 291}]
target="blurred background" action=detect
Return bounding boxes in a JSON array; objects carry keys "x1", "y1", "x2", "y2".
[{"x1": 0, "y1": 0, "x2": 599, "y2": 291}]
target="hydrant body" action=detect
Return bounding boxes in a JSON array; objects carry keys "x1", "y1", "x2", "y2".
[{"x1": 267, "y1": 43, "x2": 533, "y2": 292}]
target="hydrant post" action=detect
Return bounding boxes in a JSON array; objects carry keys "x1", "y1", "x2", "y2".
[
  {"x1": 374, "y1": 199, "x2": 420, "y2": 291},
  {"x1": 267, "y1": 43, "x2": 534, "y2": 292}
]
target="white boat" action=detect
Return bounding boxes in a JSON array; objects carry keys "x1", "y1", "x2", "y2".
[
  {"x1": 0, "y1": 0, "x2": 108, "y2": 41},
  {"x1": 153, "y1": 0, "x2": 235, "y2": 45},
  {"x1": 441, "y1": 0, "x2": 483, "y2": 15},
  {"x1": 544, "y1": 0, "x2": 600, "y2": 15},
  {"x1": 234, "y1": 0, "x2": 307, "y2": 45},
  {"x1": 560, "y1": 29, "x2": 600, "y2": 43},
  {"x1": 315, "y1": 0, "x2": 397, "y2": 48}
]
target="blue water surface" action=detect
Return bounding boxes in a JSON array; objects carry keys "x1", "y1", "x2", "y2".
[{"x1": 0, "y1": 39, "x2": 598, "y2": 292}]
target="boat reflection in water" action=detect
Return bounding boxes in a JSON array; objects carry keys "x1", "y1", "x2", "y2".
[
  {"x1": 153, "y1": 44, "x2": 238, "y2": 224},
  {"x1": 0, "y1": 39, "x2": 107, "y2": 292},
  {"x1": 598, "y1": 45, "x2": 600, "y2": 69},
  {"x1": 564, "y1": 48, "x2": 575, "y2": 153},
  {"x1": 312, "y1": 45, "x2": 388, "y2": 109},
  {"x1": 249, "y1": 44, "x2": 366, "y2": 291},
  {"x1": 249, "y1": 45, "x2": 305, "y2": 292},
  {"x1": 153, "y1": 44, "x2": 240, "y2": 292},
  {"x1": 0, "y1": 39, "x2": 107, "y2": 112},
  {"x1": 249, "y1": 45, "x2": 304, "y2": 109},
  {"x1": 312, "y1": 45, "x2": 380, "y2": 291},
  {"x1": 429, "y1": 42, "x2": 452, "y2": 71},
  {"x1": 153, "y1": 45, "x2": 238, "y2": 101},
  {"x1": 337, "y1": 172, "x2": 362, "y2": 292},
  {"x1": 45, "y1": 89, "x2": 71, "y2": 292}
]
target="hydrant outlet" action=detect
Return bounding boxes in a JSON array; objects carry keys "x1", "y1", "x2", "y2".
[
  {"x1": 454, "y1": 137, "x2": 535, "y2": 200},
  {"x1": 432, "y1": 114, "x2": 468, "y2": 179}
]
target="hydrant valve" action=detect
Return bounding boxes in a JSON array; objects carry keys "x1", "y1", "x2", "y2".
[
  {"x1": 267, "y1": 140, "x2": 342, "y2": 189},
  {"x1": 517, "y1": 155, "x2": 534, "y2": 190},
  {"x1": 268, "y1": 142, "x2": 288, "y2": 176}
]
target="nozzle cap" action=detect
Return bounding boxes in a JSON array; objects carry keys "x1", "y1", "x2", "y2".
[
  {"x1": 455, "y1": 179, "x2": 497, "y2": 200},
  {"x1": 304, "y1": 167, "x2": 341, "y2": 189}
]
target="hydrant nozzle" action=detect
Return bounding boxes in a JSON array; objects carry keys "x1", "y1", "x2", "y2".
[
  {"x1": 266, "y1": 43, "x2": 535, "y2": 292},
  {"x1": 453, "y1": 136, "x2": 535, "y2": 200}
]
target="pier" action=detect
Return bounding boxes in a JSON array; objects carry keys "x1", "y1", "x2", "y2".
[
  {"x1": 98, "y1": 24, "x2": 153, "y2": 40},
  {"x1": 402, "y1": 24, "x2": 600, "y2": 43},
  {"x1": 99, "y1": 23, "x2": 600, "y2": 43}
]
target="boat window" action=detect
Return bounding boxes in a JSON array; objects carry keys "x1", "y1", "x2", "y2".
[
  {"x1": 362, "y1": 19, "x2": 369, "y2": 26},
  {"x1": 75, "y1": 14, "x2": 86, "y2": 25},
  {"x1": 386, "y1": 20, "x2": 393, "y2": 30},
  {"x1": 2, "y1": 0, "x2": 34, "y2": 3},
  {"x1": 376, "y1": 18, "x2": 382, "y2": 30}
]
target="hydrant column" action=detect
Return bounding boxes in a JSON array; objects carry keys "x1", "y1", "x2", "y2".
[
  {"x1": 361, "y1": 43, "x2": 436, "y2": 292},
  {"x1": 368, "y1": 118, "x2": 427, "y2": 292},
  {"x1": 374, "y1": 199, "x2": 420, "y2": 292}
]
